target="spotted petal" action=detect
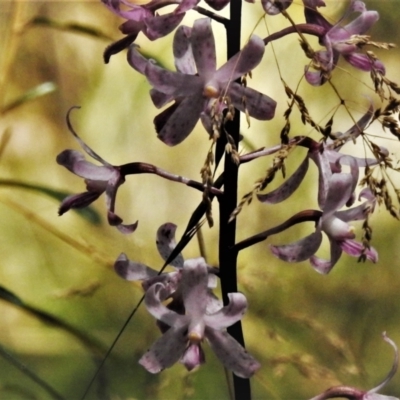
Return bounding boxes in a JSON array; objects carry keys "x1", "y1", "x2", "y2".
[
  {"x1": 270, "y1": 231, "x2": 323, "y2": 263},
  {"x1": 205, "y1": 327, "x2": 261, "y2": 378},
  {"x1": 114, "y1": 253, "x2": 158, "y2": 281},
  {"x1": 204, "y1": 0, "x2": 230, "y2": 10},
  {"x1": 145, "y1": 283, "x2": 188, "y2": 327},
  {"x1": 139, "y1": 325, "x2": 188, "y2": 373},
  {"x1": 144, "y1": 12, "x2": 185, "y2": 41},
  {"x1": 181, "y1": 258, "x2": 209, "y2": 320},
  {"x1": 156, "y1": 223, "x2": 184, "y2": 268},
  {"x1": 215, "y1": 35, "x2": 265, "y2": 84},
  {"x1": 262, "y1": 0, "x2": 293, "y2": 15},
  {"x1": 156, "y1": 93, "x2": 205, "y2": 146},
  {"x1": 56, "y1": 150, "x2": 114, "y2": 181},
  {"x1": 173, "y1": 25, "x2": 195, "y2": 74},
  {"x1": 145, "y1": 61, "x2": 202, "y2": 97},
  {"x1": 191, "y1": 19, "x2": 216, "y2": 80},
  {"x1": 227, "y1": 83, "x2": 277, "y2": 120},
  {"x1": 58, "y1": 191, "x2": 103, "y2": 215},
  {"x1": 310, "y1": 237, "x2": 343, "y2": 274},
  {"x1": 343, "y1": 52, "x2": 385, "y2": 73},
  {"x1": 205, "y1": 293, "x2": 247, "y2": 330},
  {"x1": 340, "y1": 239, "x2": 378, "y2": 262},
  {"x1": 257, "y1": 156, "x2": 309, "y2": 203},
  {"x1": 181, "y1": 344, "x2": 205, "y2": 371}
]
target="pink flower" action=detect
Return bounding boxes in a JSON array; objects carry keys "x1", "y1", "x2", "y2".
[
  {"x1": 139, "y1": 258, "x2": 260, "y2": 377},
  {"x1": 128, "y1": 18, "x2": 276, "y2": 145},
  {"x1": 57, "y1": 107, "x2": 137, "y2": 234},
  {"x1": 303, "y1": 0, "x2": 385, "y2": 85}
]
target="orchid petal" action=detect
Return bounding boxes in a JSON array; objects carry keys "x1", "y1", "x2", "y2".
[
  {"x1": 105, "y1": 171, "x2": 124, "y2": 216},
  {"x1": 58, "y1": 191, "x2": 103, "y2": 215},
  {"x1": 141, "y1": 270, "x2": 182, "y2": 293},
  {"x1": 364, "y1": 394, "x2": 399, "y2": 400},
  {"x1": 215, "y1": 35, "x2": 265, "y2": 84},
  {"x1": 102, "y1": 0, "x2": 148, "y2": 21},
  {"x1": 156, "y1": 223, "x2": 184, "y2": 268},
  {"x1": 340, "y1": 239, "x2": 378, "y2": 262},
  {"x1": 322, "y1": 215, "x2": 355, "y2": 241},
  {"x1": 144, "y1": 12, "x2": 185, "y2": 41},
  {"x1": 173, "y1": 25, "x2": 196, "y2": 75},
  {"x1": 270, "y1": 231, "x2": 323, "y2": 263},
  {"x1": 205, "y1": 293, "x2": 247, "y2": 329},
  {"x1": 139, "y1": 325, "x2": 188, "y2": 373},
  {"x1": 203, "y1": 0, "x2": 230, "y2": 10},
  {"x1": 114, "y1": 253, "x2": 158, "y2": 281},
  {"x1": 181, "y1": 344, "x2": 205, "y2": 371},
  {"x1": 205, "y1": 289, "x2": 223, "y2": 314},
  {"x1": 127, "y1": 44, "x2": 148, "y2": 74},
  {"x1": 323, "y1": 162, "x2": 359, "y2": 216},
  {"x1": 326, "y1": 151, "x2": 380, "y2": 168},
  {"x1": 119, "y1": 19, "x2": 145, "y2": 35},
  {"x1": 227, "y1": 83, "x2": 277, "y2": 120},
  {"x1": 107, "y1": 210, "x2": 138, "y2": 234},
  {"x1": 351, "y1": 0, "x2": 366, "y2": 13},
  {"x1": 56, "y1": 150, "x2": 115, "y2": 180},
  {"x1": 205, "y1": 327, "x2": 261, "y2": 378},
  {"x1": 150, "y1": 88, "x2": 174, "y2": 108},
  {"x1": 343, "y1": 53, "x2": 385, "y2": 73},
  {"x1": 359, "y1": 187, "x2": 376, "y2": 203},
  {"x1": 145, "y1": 61, "x2": 203, "y2": 97},
  {"x1": 342, "y1": 103, "x2": 373, "y2": 140},
  {"x1": 154, "y1": 102, "x2": 180, "y2": 133},
  {"x1": 366, "y1": 333, "x2": 399, "y2": 398},
  {"x1": 304, "y1": 68, "x2": 327, "y2": 86},
  {"x1": 181, "y1": 258, "x2": 209, "y2": 320},
  {"x1": 191, "y1": 19, "x2": 216, "y2": 79},
  {"x1": 175, "y1": 0, "x2": 200, "y2": 14},
  {"x1": 65, "y1": 111, "x2": 112, "y2": 166},
  {"x1": 335, "y1": 201, "x2": 372, "y2": 222},
  {"x1": 341, "y1": 10, "x2": 379, "y2": 37},
  {"x1": 261, "y1": 0, "x2": 292, "y2": 15},
  {"x1": 145, "y1": 283, "x2": 188, "y2": 327},
  {"x1": 157, "y1": 93, "x2": 205, "y2": 146},
  {"x1": 257, "y1": 156, "x2": 308, "y2": 203},
  {"x1": 104, "y1": 33, "x2": 138, "y2": 63},
  {"x1": 309, "y1": 149, "x2": 332, "y2": 209},
  {"x1": 303, "y1": 0, "x2": 326, "y2": 9},
  {"x1": 310, "y1": 238, "x2": 343, "y2": 274}
]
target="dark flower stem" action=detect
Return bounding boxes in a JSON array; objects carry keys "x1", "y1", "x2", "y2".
[
  {"x1": 120, "y1": 162, "x2": 223, "y2": 196},
  {"x1": 218, "y1": 1, "x2": 251, "y2": 399}
]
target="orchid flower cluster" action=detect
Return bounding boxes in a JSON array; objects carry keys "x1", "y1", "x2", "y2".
[{"x1": 56, "y1": 0, "x2": 400, "y2": 398}]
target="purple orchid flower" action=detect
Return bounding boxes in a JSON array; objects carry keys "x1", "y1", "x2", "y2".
[
  {"x1": 127, "y1": 18, "x2": 276, "y2": 146},
  {"x1": 303, "y1": 0, "x2": 385, "y2": 85},
  {"x1": 102, "y1": 0, "x2": 232, "y2": 62},
  {"x1": 102, "y1": 0, "x2": 185, "y2": 62},
  {"x1": 57, "y1": 107, "x2": 137, "y2": 234},
  {"x1": 257, "y1": 107, "x2": 380, "y2": 272},
  {"x1": 114, "y1": 222, "x2": 185, "y2": 294},
  {"x1": 309, "y1": 332, "x2": 399, "y2": 400},
  {"x1": 262, "y1": 0, "x2": 292, "y2": 15},
  {"x1": 139, "y1": 258, "x2": 260, "y2": 377},
  {"x1": 115, "y1": 222, "x2": 218, "y2": 293},
  {"x1": 257, "y1": 104, "x2": 377, "y2": 205},
  {"x1": 268, "y1": 156, "x2": 378, "y2": 273}
]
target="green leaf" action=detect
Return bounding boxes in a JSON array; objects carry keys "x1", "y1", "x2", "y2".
[
  {"x1": 1, "y1": 82, "x2": 57, "y2": 114},
  {"x1": 0, "y1": 285, "x2": 106, "y2": 357}
]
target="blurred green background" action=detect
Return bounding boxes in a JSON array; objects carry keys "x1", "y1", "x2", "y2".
[{"x1": 0, "y1": 1, "x2": 399, "y2": 399}]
